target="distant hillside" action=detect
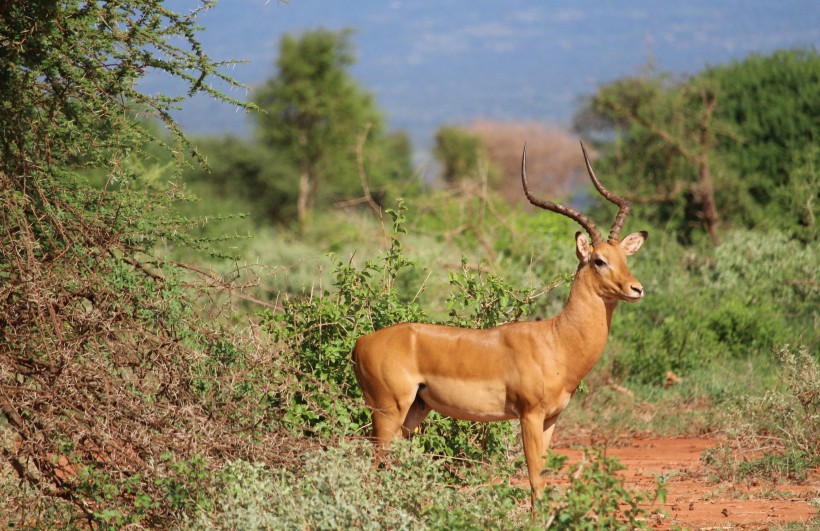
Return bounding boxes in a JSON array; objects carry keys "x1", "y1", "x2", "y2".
[{"x1": 155, "y1": 0, "x2": 819, "y2": 153}]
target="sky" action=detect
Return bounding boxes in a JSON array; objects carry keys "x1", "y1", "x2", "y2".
[{"x1": 153, "y1": 0, "x2": 819, "y2": 155}]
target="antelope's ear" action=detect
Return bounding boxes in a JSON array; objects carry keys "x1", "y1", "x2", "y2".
[
  {"x1": 620, "y1": 231, "x2": 648, "y2": 256},
  {"x1": 575, "y1": 231, "x2": 592, "y2": 263}
]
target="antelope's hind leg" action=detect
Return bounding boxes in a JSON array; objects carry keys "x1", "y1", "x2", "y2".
[
  {"x1": 368, "y1": 383, "x2": 425, "y2": 447},
  {"x1": 367, "y1": 385, "x2": 429, "y2": 469},
  {"x1": 401, "y1": 388, "x2": 431, "y2": 437}
]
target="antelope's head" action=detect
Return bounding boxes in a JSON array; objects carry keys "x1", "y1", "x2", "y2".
[{"x1": 521, "y1": 142, "x2": 647, "y2": 303}]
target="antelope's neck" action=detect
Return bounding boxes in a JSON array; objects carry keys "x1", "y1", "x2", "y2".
[{"x1": 553, "y1": 266, "x2": 616, "y2": 388}]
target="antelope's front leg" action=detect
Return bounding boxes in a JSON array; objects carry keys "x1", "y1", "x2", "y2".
[
  {"x1": 520, "y1": 412, "x2": 547, "y2": 508},
  {"x1": 543, "y1": 415, "x2": 558, "y2": 453}
]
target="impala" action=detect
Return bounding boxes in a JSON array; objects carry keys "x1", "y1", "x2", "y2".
[{"x1": 352, "y1": 142, "x2": 647, "y2": 506}]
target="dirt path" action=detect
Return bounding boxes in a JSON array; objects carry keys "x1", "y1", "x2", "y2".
[{"x1": 549, "y1": 437, "x2": 818, "y2": 529}]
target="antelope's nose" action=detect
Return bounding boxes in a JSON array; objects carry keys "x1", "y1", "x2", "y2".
[{"x1": 630, "y1": 285, "x2": 644, "y2": 297}]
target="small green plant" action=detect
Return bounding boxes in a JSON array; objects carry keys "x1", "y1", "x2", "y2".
[
  {"x1": 71, "y1": 453, "x2": 218, "y2": 527},
  {"x1": 410, "y1": 414, "x2": 516, "y2": 463},
  {"x1": 74, "y1": 466, "x2": 153, "y2": 527},
  {"x1": 155, "y1": 454, "x2": 215, "y2": 515},
  {"x1": 446, "y1": 257, "x2": 537, "y2": 328},
  {"x1": 533, "y1": 448, "x2": 666, "y2": 529}
]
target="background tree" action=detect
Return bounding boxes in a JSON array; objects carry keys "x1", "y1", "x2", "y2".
[
  {"x1": 253, "y1": 28, "x2": 410, "y2": 225},
  {"x1": 701, "y1": 48, "x2": 819, "y2": 241},
  {"x1": 433, "y1": 125, "x2": 487, "y2": 184},
  {"x1": 434, "y1": 121, "x2": 591, "y2": 209},
  {"x1": 575, "y1": 48, "x2": 819, "y2": 243},
  {"x1": 184, "y1": 136, "x2": 299, "y2": 224},
  {"x1": 575, "y1": 69, "x2": 728, "y2": 244}
]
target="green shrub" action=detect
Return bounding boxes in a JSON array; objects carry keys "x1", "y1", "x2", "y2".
[
  {"x1": 535, "y1": 449, "x2": 666, "y2": 529},
  {"x1": 610, "y1": 230, "x2": 818, "y2": 384},
  {"x1": 705, "y1": 296, "x2": 783, "y2": 356},
  {"x1": 263, "y1": 203, "x2": 426, "y2": 437},
  {"x1": 263, "y1": 201, "x2": 545, "y2": 460},
  {"x1": 189, "y1": 440, "x2": 523, "y2": 530},
  {"x1": 446, "y1": 256, "x2": 540, "y2": 328},
  {"x1": 190, "y1": 440, "x2": 664, "y2": 530}
]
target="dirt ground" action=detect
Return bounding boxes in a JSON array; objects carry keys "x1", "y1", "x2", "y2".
[{"x1": 549, "y1": 437, "x2": 819, "y2": 529}]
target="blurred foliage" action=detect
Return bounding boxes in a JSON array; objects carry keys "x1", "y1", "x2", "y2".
[
  {"x1": 704, "y1": 346, "x2": 820, "y2": 482},
  {"x1": 576, "y1": 69, "x2": 726, "y2": 243},
  {"x1": 253, "y1": 28, "x2": 414, "y2": 224},
  {"x1": 433, "y1": 121, "x2": 591, "y2": 207},
  {"x1": 433, "y1": 125, "x2": 488, "y2": 183},
  {"x1": 703, "y1": 49, "x2": 819, "y2": 241},
  {"x1": 467, "y1": 120, "x2": 589, "y2": 204},
  {"x1": 575, "y1": 48, "x2": 819, "y2": 243},
  {"x1": 184, "y1": 136, "x2": 297, "y2": 224},
  {"x1": 609, "y1": 229, "x2": 818, "y2": 384}
]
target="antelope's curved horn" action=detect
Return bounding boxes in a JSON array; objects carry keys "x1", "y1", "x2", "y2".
[
  {"x1": 579, "y1": 142, "x2": 631, "y2": 242},
  {"x1": 521, "y1": 143, "x2": 604, "y2": 245}
]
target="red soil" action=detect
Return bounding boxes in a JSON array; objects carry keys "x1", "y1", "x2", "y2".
[{"x1": 547, "y1": 437, "x2": 819, "y2": 529}]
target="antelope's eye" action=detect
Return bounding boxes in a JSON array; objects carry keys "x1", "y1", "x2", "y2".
[{"x1": 593, "y1": 257, "x2": 607, "y2": 267}]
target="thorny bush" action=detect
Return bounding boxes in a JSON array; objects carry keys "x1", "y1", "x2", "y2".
[
  {"x1": 0, "y1": 162, "x2": 317, "y2": 527},
  {"x1": 0, "y1": 1, "x2": 309, "y2": 527}
]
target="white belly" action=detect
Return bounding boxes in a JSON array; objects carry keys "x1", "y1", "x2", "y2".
[{"x1": 418, "y1": 377, "x2": 517, "y2": 422}]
